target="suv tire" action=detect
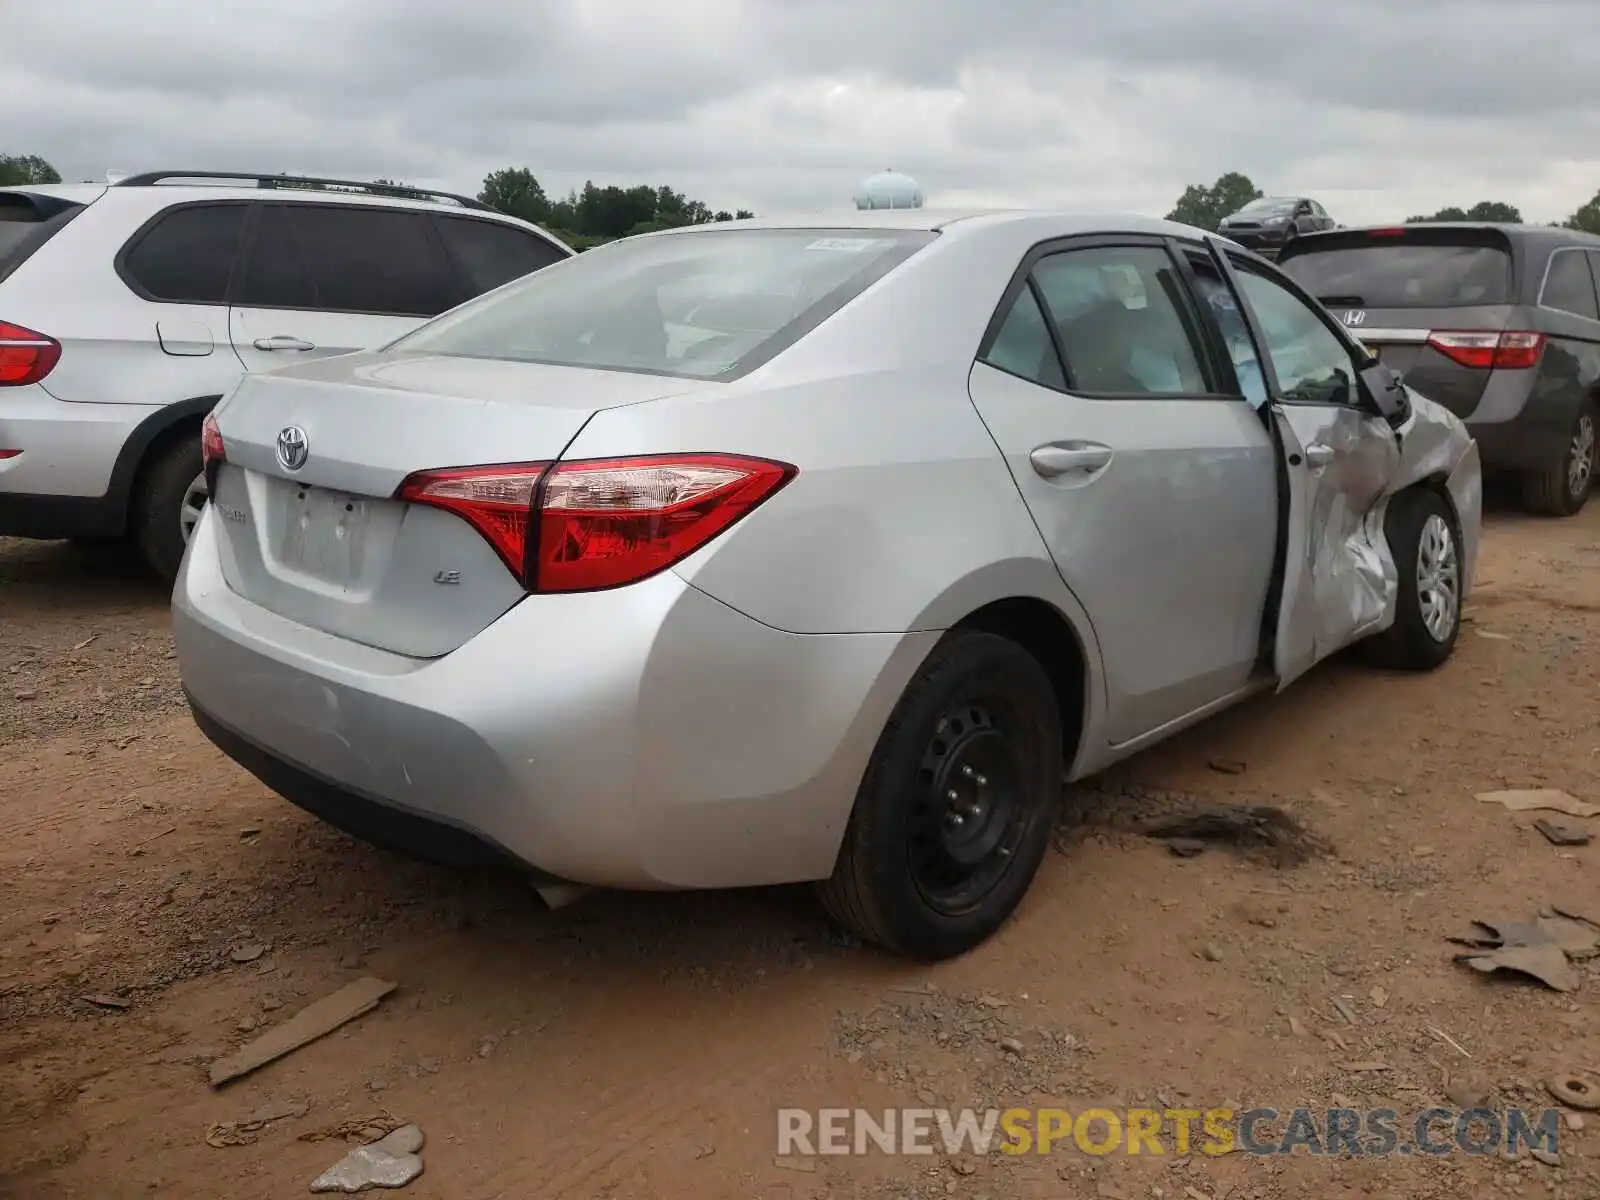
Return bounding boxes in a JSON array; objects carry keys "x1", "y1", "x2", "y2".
[
  {"x1": 134, "y1": 433, "x2": 205, "y2": 583},
  {"x1": 1521, "y1": 399, "x2": 1596, "y2": 517},
  {"x1": 816, "y1": 630, "x2": 1062, "y2": 959}
]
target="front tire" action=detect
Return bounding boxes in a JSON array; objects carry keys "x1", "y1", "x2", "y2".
[
  {"x1": 1362, "y1": 488, "x2": 1462, "y2": 671},
  {"x1": 1520, "y1": 399, "x2": 1595, "y2": 517},
  {"x1": 816, "y1": 630, "x2": 1063, "y2": 959},
  {"x1": 133, "y1": 433, "x2": 206, "y2": 584}
]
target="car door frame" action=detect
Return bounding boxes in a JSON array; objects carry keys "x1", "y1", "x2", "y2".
[
  {"x1": 1203, "y1": 236, "x2": 1402, "y2": 688},
  {"x1": 971, "y1": 230, "x2": 1287, "y2": 742},
  {"x1": 225, "y1": 199, "x2": 463, "y2": 371}
]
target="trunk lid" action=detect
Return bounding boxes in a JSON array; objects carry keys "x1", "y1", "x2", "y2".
[
  {"x1": 209, "y1": 350, "x2": 712, "y2": 657},
  {"x1": 1279, "y1": 225, "x2": 1519, "y2": 419}
]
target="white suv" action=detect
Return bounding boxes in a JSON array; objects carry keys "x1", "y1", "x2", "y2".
[{"x1": 0, "y1": 171, "x2": 572, "y2": 579}]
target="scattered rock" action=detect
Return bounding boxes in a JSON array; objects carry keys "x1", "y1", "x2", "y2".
[
  {"x1": 309, "y1": 1124, "x2": 424, "y2": 1192},
  {"x1": 1206, "y1": 759, "x2": 1247, "y2": 775},
  {"x1": 1201, "y1": 944, "x2": 1224, "y2": 963},
  {"x1": 1446, "y1": 1074, "x2": 1490, "y2": 1109},
  {"x1": 1534, "y1": 819, "x2": 1592, "y2": 847},
  {"x1": 1531, "y1": 1148, "x2": 1561, "y2": 1168},
  {"x1": 1368, "y1": 985, "x2": 1388, "y2": 1009},
  {"x1": 229, "y1": 944, "x2": 266, "y2": 964},
  {"x1": 1168, "y1": 839, "x2": 1206, "y2": 858},
  {"x1": 79, "y1": 994, "x2": 131, "y2": 1011},
  {"x1": 999, "y1": 1037, "x2": 1025, "y2": 1057},
  {"x1": 1564, "y1": 1112, "x2": 1584, "y2": 1132}
]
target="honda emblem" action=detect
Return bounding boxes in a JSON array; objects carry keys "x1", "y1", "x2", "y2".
[{"x1": 1343, "y1": 310, "x2": 1367, "y2": 326}]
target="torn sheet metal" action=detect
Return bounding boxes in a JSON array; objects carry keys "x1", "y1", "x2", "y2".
[{"x1": 1273, "y1": 385, "x2": 1479, "y2": 687}]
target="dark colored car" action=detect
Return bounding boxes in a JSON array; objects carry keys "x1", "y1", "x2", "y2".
[
  {"x1": 1217, "y1": 197, "x2": 1337, "y2": 259},
  {"x1": 1278, "y1": 223, "x2": 1599, "y2": 515}
]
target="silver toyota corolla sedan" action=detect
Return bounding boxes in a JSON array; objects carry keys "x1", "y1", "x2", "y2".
[{"x1": 174, "y1": 209, "x2": 1481, "y2": 959}]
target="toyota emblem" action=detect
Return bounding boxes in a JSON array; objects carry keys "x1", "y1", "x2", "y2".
[{"x1": 276, "y1": 425, "x2": 309, "y2": 472}]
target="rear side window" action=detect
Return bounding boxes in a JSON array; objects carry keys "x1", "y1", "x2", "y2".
[
  {"x1": 1279, "y1": 230, "x2": 1512, "y2": 308},
  {"x1": 121, "y1": 203, "x2": 248, "y2": 304},
  {"x1": 1540, "y1": 248, "x2": 1600, "y2": 320},
  {"x1": 1029, "y1": 245, "x2": 1212, "y2": 395},
  {"x1": 0, "y1": 193, "x2": 86, "y2": 284},
  {"x1": 236, "y1": 204, "x2": 458, "y2": 317},
  {"x1": 436, "y1": 217, "x2": 568, "y2": 296},
  {"x1": 983, "y1": 285, "x2": 1066, "y2": 389}
]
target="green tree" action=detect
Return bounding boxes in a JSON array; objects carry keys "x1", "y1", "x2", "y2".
[
  {"x1": 478, "y1": 167, "x2": 551, "y2": 224},
  {"x1": 0, "y1": 154, "x2": 62, "y2": 186},
  {"x1": 486, "y1": 171, "x2": 753, "y2": 247},
  {"x1": 1165, "y1": 172, "x2": 1263, "y2": 231},
  {"x1": 1564, "y1": 189, "x2": 1600, "y2": 235},
  {"x1": 1406, "y1": 201, "x2": 1521, "y2": 223}
]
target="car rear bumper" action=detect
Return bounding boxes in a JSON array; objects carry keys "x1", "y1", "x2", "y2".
[
  {"x1": 0, "y1": 387, "x2": 163, "y2": 536},
  {"x1": 173, "y1": 508, "x2": 934, "y2": 890}
]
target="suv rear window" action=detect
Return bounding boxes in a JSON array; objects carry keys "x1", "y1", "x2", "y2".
[
  {"x1": 393, "y1": 227, "x2": 935, "y2": 380},
  {"x1": 0, "y1": 192, "x2": 86, "y2": 284},
  {"x1": 1279, "y1": 229, "x2": 1513, "y2": 308},
  {"x1": 435, "y1": 216, "x2": 568, "y2": 295}
]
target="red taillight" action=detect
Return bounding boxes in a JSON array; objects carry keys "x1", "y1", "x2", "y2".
[
  {"x1": 397, "y1": 461, "x2": 547, "y2": 579},
  {"x1": 396, "y1": 453, "x2": 797, "y2": 592},
  {"x1": 201, "y1": 411, "x2": 226, "y2": 467},
  {"x1": 1426, "y1": 330, "x2": 1545, "y2": 370},
  {"x1": 0, "y1": 321, "x2": 60, "y2": 386}
]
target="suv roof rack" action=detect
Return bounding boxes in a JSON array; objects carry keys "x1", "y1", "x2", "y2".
[{"x1": 110, "y1": 171, "x2": 493, "y2": 212}]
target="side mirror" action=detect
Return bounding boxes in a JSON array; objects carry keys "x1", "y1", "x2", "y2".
[{"x1": 1359, "y1": 358, "x2": 1410, "y2": 425}]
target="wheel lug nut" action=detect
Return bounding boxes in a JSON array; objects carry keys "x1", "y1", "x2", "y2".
[
  {"x1": 962, "y1": 765, "x2": 975, "y2": 778},
  {"x1": 975, "y1": 774, "x2": 988, "y2": 787},
  {"x1": 946, "y1": 789, "x2": 960, "y2": 802}
]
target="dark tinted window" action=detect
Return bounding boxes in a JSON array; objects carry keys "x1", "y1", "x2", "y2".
[
  {"x1": 1540, "y1": 248, "x2": 1600, "y2": 320},
  {"x1": 982, "y1": 285, "x2": 1066, "y2": 389},
  {"x1": 0, "y1": 194, "x2": 85, "y2": 284},
  {"x1": 237, "y1": 204, "x2": 456, "y2": 316},
  {"x1": 121, "y1": 204, "x2": 247, "y2": 304},
  {"x1": 1280, "y1": 231, "x2": 1512, "y2": 308},
  {"x1": 437, "y1": 217, "x2": 567, "y2": 295},
  {"x1": 1031, "y1": 245, "x2": 1211, "y2": 395}
]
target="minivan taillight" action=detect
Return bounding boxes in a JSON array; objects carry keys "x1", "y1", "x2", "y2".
[
  {"x1": 0, "y1": 321, "x2": 60, "y2": 386},
  {"x1": 1426, "y1": 330, "x2": 1545, "y2": 370},
  {"x1": 396, "y1": 453, "x2": 797, "y2": 592}
]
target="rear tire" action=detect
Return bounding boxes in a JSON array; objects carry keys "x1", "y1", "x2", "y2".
[
  {"x1": 816, "y1": 630, "x2": 1062, "y2": 960},
  {"x1": 1520, "y1": 399, "x2": 1596, "y2": 517},
  {"x1": 1361, "y1": 488, "x2": 1461, "y2": 671},
  {"x1": 133, "y1": 433, "x2": 205, "y2": 584}
]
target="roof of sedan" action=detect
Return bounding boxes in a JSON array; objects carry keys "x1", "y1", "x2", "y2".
[{"x1": 659, "y1": 208, "x2": 1206, "y2": 239}]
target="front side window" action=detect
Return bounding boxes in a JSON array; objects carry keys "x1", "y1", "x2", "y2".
[
  {"x1": 1029, "y1": 245, "x2": 1211, "y2": 395},
  {"x1": 395, "y1": 228, "x2": 933, "y2": 380},
  {"x1": 1541, "y1": 248, "x2": 1600, "y2": 320},
  {"x1": 122, "y1": 204, "x2": 248, "y2": 305},
  {"x1": 1232, "y1": 263, "x2": 1358, "y2": 406}
]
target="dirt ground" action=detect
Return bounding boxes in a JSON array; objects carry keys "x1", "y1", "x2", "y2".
[{"x1": 3, "y1": 502, "x2": 1599, "y2": 1200}]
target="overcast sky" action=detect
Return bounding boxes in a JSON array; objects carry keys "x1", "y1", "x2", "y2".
[{"x1": 4, "y1": 0, "x2": 1598, "y2": 225}]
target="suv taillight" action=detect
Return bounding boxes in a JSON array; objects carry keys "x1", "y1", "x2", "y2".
[
  {"x1": 1426, "y1": 330, "x2": 1545, "y2": 370},
  {"x1": 396, "y1": 453, "x2": 797, "y2": 592},
  {"x1": 201, "y1": 411, "x2": 227, "y2": 493},
  {"x1": 0, "y1": 321, "x2": 60, "y2": 386}
]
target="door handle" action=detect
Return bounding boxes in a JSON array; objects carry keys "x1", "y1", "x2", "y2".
[
  {"x1": 252, "y1": 335, "x2": 315, "y2": 352},
  {"x1": 1029, "y1": 442, "x2": 1114, "y2": 479},
  {"x1": 1304, "y1": 442, "x2": 1336, "y2": 468}
]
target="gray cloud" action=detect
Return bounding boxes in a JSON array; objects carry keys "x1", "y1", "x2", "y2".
[{"x1": 1, "y1": 0, "x2": 1597, "y2": 224}]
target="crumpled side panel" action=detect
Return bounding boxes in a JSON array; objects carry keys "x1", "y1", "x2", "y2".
[{"x1": 1387, "y1": 389, "x2": 1482, "y2": 598}]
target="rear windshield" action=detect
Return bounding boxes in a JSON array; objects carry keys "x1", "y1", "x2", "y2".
[
  {"x1": 0, "y1": 193, "x2": 86, "y2": 283},
  {"x1": 392, "y1": 227, "x2": 935, "y2": 379},
  {"x1": 1279, "y1": 230, "x2": 1513, "y2": 308}
]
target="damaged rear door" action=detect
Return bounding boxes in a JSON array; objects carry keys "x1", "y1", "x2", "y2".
[{"x1": 1211, "y1": 243, "x2": 1401, "y2": 688}]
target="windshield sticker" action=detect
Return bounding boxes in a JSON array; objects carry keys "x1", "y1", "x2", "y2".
[{"x1": 805, "y1": 237, "x2": 887, "y2": 253}]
